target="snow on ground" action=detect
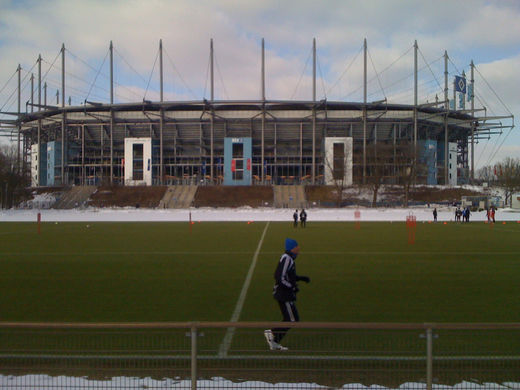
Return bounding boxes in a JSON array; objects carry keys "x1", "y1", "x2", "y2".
[
  {"x1": 1, "y1": 206, "x2": 520, "y2": 222},
  {"x1": 1, "y1": 375, "x2": 519, "y2": 389}
]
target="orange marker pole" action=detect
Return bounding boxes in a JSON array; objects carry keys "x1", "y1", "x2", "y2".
[
  {"x1": 355, "y1": 210, "x2": 361, "y2": 230},
  {"x1": 406, "y1": 214, "x2": 416, "y2": 245}
]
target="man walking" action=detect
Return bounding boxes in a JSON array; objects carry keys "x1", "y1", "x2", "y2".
[
  {"x1": 293, "y1": 210, "x2": 299, "y2": 228},
  {"x1": 433, "y1": 208, "x2": 437, "y2": 222},
  {"x1": 264, "y1": 238, "x2": 310, "y2": 351},
  {"x1": 300, "y1": 209, "x2": 307, "y2": 228}
]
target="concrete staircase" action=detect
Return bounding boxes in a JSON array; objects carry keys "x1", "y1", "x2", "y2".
[
  {"x1": 273, "y1": 185, "x2": 307, "y2": 208},
  {"x1": 53, "y1": 186, "x2": 97, "y2": 209},
  {"x1": 159, "y1": 186, "x2": 197, "y2": 208}
]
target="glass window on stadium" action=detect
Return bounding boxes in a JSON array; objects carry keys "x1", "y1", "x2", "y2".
[
  {"x1": 232, "y1": 143, "x2": 244, "y2": 181},
  {"x1": 132, "y1": 144, "x2": 143, "y2": 181},
  {"x1": 333, "y1": 143, "x2": 345, "y2": 180},
  {"x1": 232, "y1": 143, "x2": 244, "y2": 158}
]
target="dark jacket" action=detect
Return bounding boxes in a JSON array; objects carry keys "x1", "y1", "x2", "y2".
[{"x1": 273, "y1": 251, "x2": 305, "y2": 302}]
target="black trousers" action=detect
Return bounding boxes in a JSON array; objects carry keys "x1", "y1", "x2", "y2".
[{"x1": 272, "y1": 300, "x2": 299, "y2": 343}]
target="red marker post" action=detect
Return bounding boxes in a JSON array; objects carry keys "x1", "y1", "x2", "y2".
[
  {"x1": 354, "y1": 209, "x2": 361, "y2": 230},
  {"x1": 406, "y1": 213, "x2": 416, "y2": 245}
]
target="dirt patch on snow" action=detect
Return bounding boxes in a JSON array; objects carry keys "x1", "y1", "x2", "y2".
[
  {"x1": 306, "y1": 185, "x2": 486, "y2": 207},
  {"x1": 194, "y1": 186, "x2": 273, "y2": 207},
  {"x1": 89, "y1": 186, "x2": 167, "y2": 208}
]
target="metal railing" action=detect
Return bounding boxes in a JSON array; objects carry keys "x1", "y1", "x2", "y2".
[{"x1": 1, "y1": 322, "x2": 519, "y2": 389}]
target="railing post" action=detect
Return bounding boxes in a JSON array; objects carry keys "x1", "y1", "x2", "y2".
[
  {"x1": 191, "y1": 325, "x2": 198, "y2": 390},
  {"x1": 426, "y1": 327, "x2": 433, "y2": 390}
]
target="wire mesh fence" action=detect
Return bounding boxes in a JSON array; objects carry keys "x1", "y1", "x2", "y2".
[{"x1": 0, "y1": 322, "x2": 519, "y2": 389}]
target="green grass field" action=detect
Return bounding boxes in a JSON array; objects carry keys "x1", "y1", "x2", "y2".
[{"x1": 1, "y1": 220, "x2": 520, "y2": 323}]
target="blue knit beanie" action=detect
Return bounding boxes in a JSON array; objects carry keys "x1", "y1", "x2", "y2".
[{"x1": 285, "y1": 238, "x2": 298, "y2": 251}]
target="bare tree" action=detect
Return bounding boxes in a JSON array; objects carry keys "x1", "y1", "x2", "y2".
[
  {"x1": 394, "y1": 143, "x2": 417, "y2": 207},
  {"x1": 0, "y1": 144, "x2": 27, "y2": 209},
  {"x1": 494, "y1": 157, "x2": 520, "y2": 206},
  {"x1": 476, "y1": 165, "x2": 496, "y2": 185},
  {"x1": 365, "y1": 143, "x2": 394, "y2": 207}
]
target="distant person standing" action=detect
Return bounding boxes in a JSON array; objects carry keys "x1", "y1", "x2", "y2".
[
  {"x1": 433, "y1": 208, "x2": 437, "y2": 222},
  {"x1": 486, "y1": 208, "x2": 491, "y2": 223},
  {"x1": 465, "y1": 207, "x2": 471, "y2": 222},
  {"x1": 264, "y1": 238, "x2": 310, "y2": 351},
  {"x1": 491, "y1": 206, "x2": 496, "y2": 223},
  {"x1": 300, "y1": 209, "x2": 307, "y2": 228},
  {"x1": 293, "y1": 210, "x2": 299, "y2": 228}
]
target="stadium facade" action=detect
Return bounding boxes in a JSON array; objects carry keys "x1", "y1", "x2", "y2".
[{"x1": 3, "y1": 39, "x2": 513, "y2": 188}]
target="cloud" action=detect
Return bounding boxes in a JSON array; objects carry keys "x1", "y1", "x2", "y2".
[{"x1": 0, "y1": 0, "x2": 518, "y2": 154}]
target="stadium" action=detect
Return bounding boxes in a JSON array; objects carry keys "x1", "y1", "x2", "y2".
[
  {"x1": 1, "y1": 38, "x2": 519, "y2": 389},
  {"x1": 1, "y1": 39, "x2": 514, "y2": 191}
]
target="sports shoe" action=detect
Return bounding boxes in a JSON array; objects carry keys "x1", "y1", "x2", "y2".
[
  {"x1": 264, "y1": 329, "x2": 275, "y2": 349},
  {"x1": 272, "y1": 343, "x2": 288, "y2": 351},
  {"x1": 264, "y1": 330, "x2": 288, "y2": 351}
]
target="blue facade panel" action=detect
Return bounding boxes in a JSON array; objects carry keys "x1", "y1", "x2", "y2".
[
  {"x1": 46, "y1": 141, "x2": 62, "y2": 186},
  {"x1": 223, "y1": 137, "x2": 252, "y2": 186},
  {"x1": 419, "y1": 140, "x2": 437, "y2": 185},
  {"x1": 39, "y1": 143, "x2": 47, "y2": 186},
  {"x1": 437, "y1": 141, "x2": 445, "y2": 163},
  {"x1": 46, "y1": 142, "x2": 55, "y2": 186}
]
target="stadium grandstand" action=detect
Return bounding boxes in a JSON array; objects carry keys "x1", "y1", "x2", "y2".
[{"x1": 0, "y1": 39, "x2": 514, "y2": 188}]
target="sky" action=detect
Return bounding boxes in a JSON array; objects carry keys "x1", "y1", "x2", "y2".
[{"x1": 0, "y1": 0, "x2": 518, "y2": 170}]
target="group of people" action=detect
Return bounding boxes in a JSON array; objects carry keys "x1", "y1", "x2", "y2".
[
  {"x1": 435, "y1": 205, "x2": 501, "y2": 223},
  {"x1": 486, "y1": 206, "x2": 497, "y2": 223},
  {"x1": 293, "y1": 209, "x2": 307, "y2": 228},
  {"x1": 454, "y1": 207, "x2": 471, "y2": 222}
]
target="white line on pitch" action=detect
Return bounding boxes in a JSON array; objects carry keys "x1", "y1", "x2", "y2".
[{"x1": 218, "y1": 221, "x2": 270, "y2": 358}]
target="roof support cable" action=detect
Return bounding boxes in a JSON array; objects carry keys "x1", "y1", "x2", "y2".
[
  {"x1": 474, "y1": 66, "x2": 513, "y2": 116},
  {"x1": 113, "y1": 47, "x2": 151, "y2": 102},
  {"x1": 367, "y1": 47, "x2": 387, "y2": 102},
  {"x1": 316, "y1": 56, "x2": 327, "y2": 100},
  {"x1": 213, "y1": 51, "x2": 229, "y2": 100},
  {"x1": 475, "y1": 138, "x2": 490, "y2": 168},
  {"x1": 203, "y1": 51, "x2": 211, "y2": 100},
  {"x1": 326, "y1": 44, "x2": 363, "y2": 98},
  {"x1": 0, "y1": 68, "x2": 18, "y2": 96},
  {"x1": 1, "y1": 63, "x2": 36, "y2": 113},
  {"x1": 99, "y1": 53, "x2": 148, "y2": 102},
  {"x1": 143, "y1": 48, "x2": 160, "y2": 101},
  {"x1": 487, "y1": 125, "x2": 515, "y2": 166},
  {"x1": 290, "y1": 46, "x2": 312, "y2": 100},
  {"x1": 418, "y1": 49, "x2": 444, "y2": 95},
  {"x1": 163, "y1": 47, "x2": 197, "y2": 100},
  {"x1": 342, "y1": 45, "x2": 415, "y2": 102},
  {"x1": 114, "y1": 47, "x2": 148, "y2": 85},
  {"x1": 67, "y1": 49, "x2": 110, "y2": 82}
]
